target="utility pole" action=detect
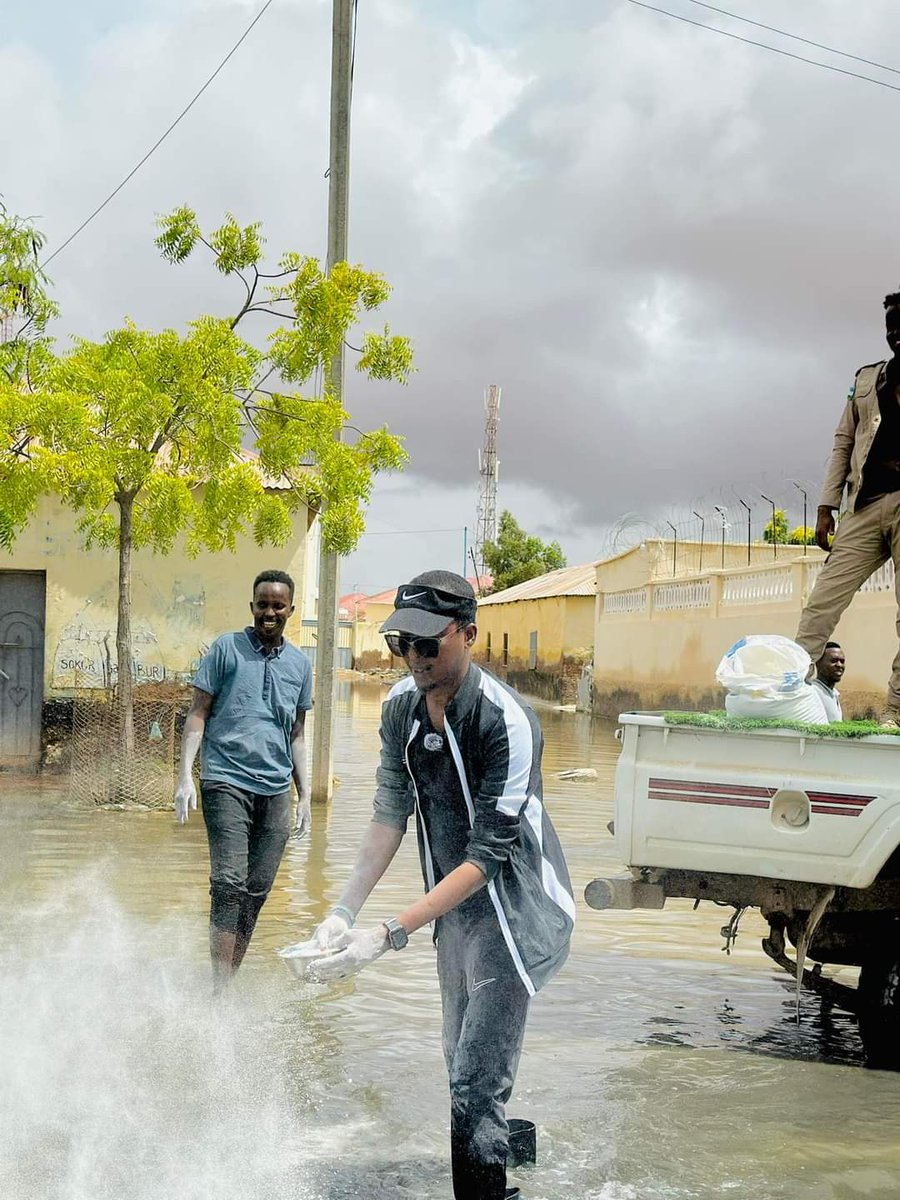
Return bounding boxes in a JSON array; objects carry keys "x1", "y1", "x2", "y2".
[{"x1": 311, "y1": 0, "x2": 354, "y2": 804}]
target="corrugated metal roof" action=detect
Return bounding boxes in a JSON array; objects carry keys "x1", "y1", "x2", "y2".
[
  {"x1": 364, "y1": 575, "x2": 494, "y2": 608},
  {"x1": 477, "y1": 562, "x2": 599, "y2": 605},
  {"x1": 365, "y1": 587, "x2": 397, "y2": 606}
]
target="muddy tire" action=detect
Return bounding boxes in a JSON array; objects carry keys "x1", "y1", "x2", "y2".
[{"x1": 858, "y1": 956, "x2": 900, "y2": 1070}]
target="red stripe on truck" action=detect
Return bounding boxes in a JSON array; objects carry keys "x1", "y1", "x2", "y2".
[
  {"x1": 648, "y1": 777, "x2": 775, "y2": 799},
  {"x1": 648, "y1": 789, "x2": 770, "y2": 809},
  {"x1": 806, "y1": 792, "x2": 874, "y2": 807},
  {"x1": 810, "y1": 805, "x2": 863, "y2": 818}
]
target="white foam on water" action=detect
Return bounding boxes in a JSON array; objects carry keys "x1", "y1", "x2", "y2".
[{"x1": 0, "y1": 873, "x2": 313, "y2": 1200}]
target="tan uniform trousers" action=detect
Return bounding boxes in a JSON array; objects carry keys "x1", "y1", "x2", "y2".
[{"x1": 796, "y1": 493, "x2": 900, "y2": 707}]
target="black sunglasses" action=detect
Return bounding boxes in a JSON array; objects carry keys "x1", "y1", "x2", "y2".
[{"x1": 384, "y1": 625, "x2": 459, "y2": 659}]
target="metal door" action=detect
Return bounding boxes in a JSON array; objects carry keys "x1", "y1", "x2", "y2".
[{"x1": 0, "y1": 571, "x2": 46, "y2": 769}]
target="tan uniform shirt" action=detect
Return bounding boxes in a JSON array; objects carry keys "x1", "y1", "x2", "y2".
[{"x1": 819, "y1": 361, "x2": 900, "y2": 512}]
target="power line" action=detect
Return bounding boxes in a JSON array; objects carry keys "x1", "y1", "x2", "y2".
[
  {"x1": 624, "y1": 0, "x2": 900, "y2": 97},
  {"x1": 358, "y1": 527, "x2": 465, "y2": 537},
  {"x1": 42, "y1": 0, "x2": 278, "y2": 269},
  {"x1": 684, "y1": 0, "x2": 900, "y2": 78}
]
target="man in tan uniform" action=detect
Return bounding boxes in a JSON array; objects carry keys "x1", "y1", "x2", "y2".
[{"x1": 796, "y1": 290, "x2": 900, "y2": 723}]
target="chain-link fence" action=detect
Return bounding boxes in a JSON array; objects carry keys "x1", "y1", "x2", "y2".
[{"x1": 68, "y1": 679, "x2": 183, "y2": 807}]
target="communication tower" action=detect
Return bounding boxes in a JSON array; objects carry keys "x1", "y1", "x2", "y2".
[{"x1": 474, "y1": 385, "x2": 501, "y2": 575}]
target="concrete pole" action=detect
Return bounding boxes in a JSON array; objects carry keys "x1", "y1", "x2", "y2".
[{"x1": 311, "y1": 0, "x2": 353, "y2": 804}]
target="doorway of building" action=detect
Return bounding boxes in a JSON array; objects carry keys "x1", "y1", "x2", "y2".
[{"x1": 0, "y1": 571, "x2": 46, "y2": 770}]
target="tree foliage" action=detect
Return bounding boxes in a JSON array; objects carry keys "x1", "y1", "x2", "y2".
[
  {"x1": 483, "y1": 510, "x2": 566, "y2": 594},
  {"x1": 763, "y1": 508, "x2": 790, "y2": 545},
  {"x1": 1, "y1": 205, "x2": 413, "y2": 557},
  {"x1": 788, "y1": 524, "x2": 815, "y2": 546},
  {"x1": 0, "y1": 204, "x2": 413, "y2": 779}
]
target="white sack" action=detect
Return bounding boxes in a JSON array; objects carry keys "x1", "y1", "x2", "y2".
[{"x1": 717, "y1": 634, "x2": 829, "y2": 724}]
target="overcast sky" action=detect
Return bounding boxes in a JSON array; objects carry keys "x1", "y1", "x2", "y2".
[{"x1": 3, "y1": 0, "x2": 899, "y2": 592}]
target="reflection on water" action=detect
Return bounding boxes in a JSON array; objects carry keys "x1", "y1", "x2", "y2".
[{"x1": 2, "y1": 679, "x2": 900, "y2": 1199}]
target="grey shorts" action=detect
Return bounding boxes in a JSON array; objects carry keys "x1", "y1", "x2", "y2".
[{"x1": 201, "y1": 782, "x2": 292, "y2": 931}]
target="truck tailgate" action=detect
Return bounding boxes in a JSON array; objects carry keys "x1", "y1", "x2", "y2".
[{"x1": 615, "y1": 715, "x2": 900, "y2": 889}]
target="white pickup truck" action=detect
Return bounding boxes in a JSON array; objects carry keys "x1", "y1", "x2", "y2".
[{"x1": 585, "y1": 713, "x2": 900, "y2": 1067}]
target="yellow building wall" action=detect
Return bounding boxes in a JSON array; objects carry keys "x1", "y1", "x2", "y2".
[
  {"x1": 350, "y1": 618, "x2": 395, "y2": 670},
  {"x1": 1, "y1": 495, "x2": 313, "y2": 694},
  {"x1": 593, "y1": 556, "x2": 894, "y2": 719},
  {"x1": 596, "y1": 539, "x2": 787, "y2": 592},
  {"x1": 475, "y1": 595, "x2": 595, "y2": 670}
]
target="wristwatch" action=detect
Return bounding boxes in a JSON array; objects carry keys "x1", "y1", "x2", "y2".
[{"x1": 383, "y1": 917, "x2": 409, "y2": 951}]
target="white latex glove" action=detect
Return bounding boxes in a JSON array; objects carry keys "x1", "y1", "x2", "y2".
[
  {"x1": 311, "y1": 912, "x2": 352, "y2": 951},
  {"x1": 290, "y1": 796, "x2": 311, "y2": 840},
  {"x1": 309, "y1": 925, "x2": 390, "y2": 982},
  {"x1": 175, "y1": 777, "x2": 197, "y2": 824}
]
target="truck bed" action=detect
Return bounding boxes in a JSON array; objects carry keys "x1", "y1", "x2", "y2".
[{"x1": 615, "y1": 714, "x2": 900, "y2": 890}]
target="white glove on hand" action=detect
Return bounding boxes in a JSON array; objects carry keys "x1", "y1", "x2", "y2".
[
  {"x1": 309, "y1": 925, "x2": 389, "y2": 982},
  {"x1": 311, "y1": 912, "x2": 352, "y2": 951},
  {"x1": 290, "y1": 797, "x2": 311, "y2": 840},
  {"x1": 175, "y1": 778, "x2": 197, "y2": 824}
]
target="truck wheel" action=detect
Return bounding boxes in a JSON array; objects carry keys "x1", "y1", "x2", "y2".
[{"x1": 858, "y1": 956, "x2": 900, "y2": 1070}]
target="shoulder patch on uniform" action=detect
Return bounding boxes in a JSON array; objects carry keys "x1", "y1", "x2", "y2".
[
  {"x1": 855, "y1": 360, "x2": 887, "y2": 375},
  {"x1": 850, "y1": 361, "x2": 887, "y2": 397}
]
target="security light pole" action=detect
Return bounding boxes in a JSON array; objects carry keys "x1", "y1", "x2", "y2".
[
  {"x1": 738, "y1": 496, "x2": 751, "y2": 566},
  {"x1": 761, "y1": 493, "x2": 778, "y2": 560},
  {"x1": 793, "y1": 481, "x2": 809, "y2": 557},
  {"x1": 692, "y1": 511, "x2": 705, "y2": 572}
]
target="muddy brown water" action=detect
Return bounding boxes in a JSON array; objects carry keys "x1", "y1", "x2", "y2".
[{"x1": 2, "y1": 680, "x2": 900, "y2": 1200}]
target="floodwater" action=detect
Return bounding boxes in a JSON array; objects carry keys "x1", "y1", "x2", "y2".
[{"x1": 2, "y1": 680, "x2": 900, "y2": 1200}]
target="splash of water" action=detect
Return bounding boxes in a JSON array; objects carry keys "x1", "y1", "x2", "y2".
[{"x1": 0, "y1": 875, "x2": 313, "y2": 1200}]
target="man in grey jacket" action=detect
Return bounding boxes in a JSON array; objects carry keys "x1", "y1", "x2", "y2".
[
  {"x1": 307, "y1": 570, "x2": 574, "y2": 1200},
  {"x1": 796, "y1": 290, "x2": 900, "y2": 724}
]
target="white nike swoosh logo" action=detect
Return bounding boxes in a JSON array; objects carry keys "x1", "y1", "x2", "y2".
[
  {"x1": 472, "y1": 977, "x2": 496, "y2": 992},
  {"x1": 401, "y1": 591, "x2": 427, "y2": 601}
]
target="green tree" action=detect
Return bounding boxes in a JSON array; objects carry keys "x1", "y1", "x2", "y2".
[
  {"x1": 483, "y1": 510, "x2": 566, "y2": 594},
  {"x1": 763, "y1": 508, "x2": 789, "y2": 544},
  {"x1": 1, "y1": 206, "x2": 412, "y2": 786}
]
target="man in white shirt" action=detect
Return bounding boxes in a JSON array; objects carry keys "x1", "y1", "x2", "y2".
[{"x1": 813, "y1": 642, "x2": 845, "y2": 722}]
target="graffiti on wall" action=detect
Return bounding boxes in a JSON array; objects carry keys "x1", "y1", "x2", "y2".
[{"x1": 53, "y1": 619, "x2": 167, "y2": 689}]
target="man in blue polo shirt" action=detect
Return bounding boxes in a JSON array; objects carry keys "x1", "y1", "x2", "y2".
[{"x1": 175, "y1": 569, "x2": 312, "y2": 990}]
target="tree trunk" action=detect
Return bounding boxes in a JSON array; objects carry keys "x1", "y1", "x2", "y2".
[{"x1": 115, "y1": 491, "x2": 136, "y2": 798}]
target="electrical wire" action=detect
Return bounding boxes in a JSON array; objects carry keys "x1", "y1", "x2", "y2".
[
  {"x1": 624, "y1": 0, "x2": 900, "y2": 96},
  {"x1": 42, "y1": 0, "x2": 278, "y2": 268},
  {"x1": 359, "y1": 527, "x2": 466, "y2": 537},
  {"x1": 350, "y1": 0, "x2": 359, "y2": 91},
  {"x1": 684, "y1": 0, "x2": 900, "y2": 78}
]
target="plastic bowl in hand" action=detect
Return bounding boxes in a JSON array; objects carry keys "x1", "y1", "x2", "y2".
[{"x1": 277, "y1": 939, "x2": 340, "y2": 981}]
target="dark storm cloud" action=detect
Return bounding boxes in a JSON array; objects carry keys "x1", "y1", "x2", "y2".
[
  {"x1": 346, "y1": 0, "x2": 900, "y2": 530},
  {"x1": 3, "y1": 0, "x2": 898, "y2": 557}
]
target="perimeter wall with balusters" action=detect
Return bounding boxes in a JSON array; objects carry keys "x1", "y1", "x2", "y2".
[{"x1": 593, "y1": 551, "x2": 897, "y2": 719}]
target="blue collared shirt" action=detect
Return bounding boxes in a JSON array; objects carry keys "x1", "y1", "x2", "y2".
[{"x1": 194, "y1": 627, "x2": 313, "y2": 795}]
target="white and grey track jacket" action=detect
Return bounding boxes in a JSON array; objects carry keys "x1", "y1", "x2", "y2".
[{"x1": 372, "y1": 664, "x2": 575, "y2": 995}]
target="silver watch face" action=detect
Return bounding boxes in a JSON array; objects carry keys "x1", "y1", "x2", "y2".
[{"x1": 386, "y1": 919, "x2": 408, "y2": 950}]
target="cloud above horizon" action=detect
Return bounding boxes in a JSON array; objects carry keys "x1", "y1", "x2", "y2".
[{"x1": 3, "y1": 0, "x2": 899, "y2": 589}]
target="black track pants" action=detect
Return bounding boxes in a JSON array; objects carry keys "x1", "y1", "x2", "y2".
[{"x1": 436, "y1": 910, "x2": 530, "y2": 1200}]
